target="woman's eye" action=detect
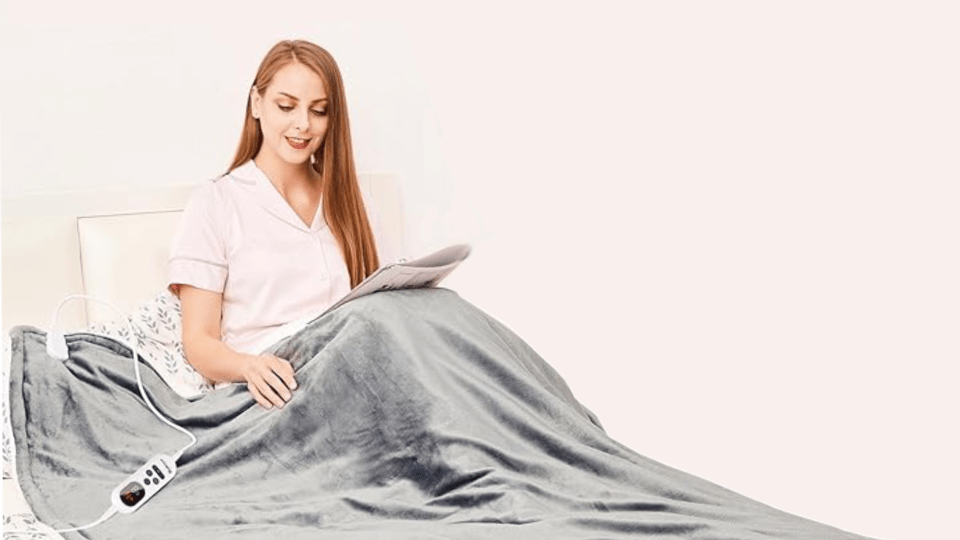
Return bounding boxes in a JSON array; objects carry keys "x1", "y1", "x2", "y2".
[{"x1": 278, "y1": 105, "x2": 325, "y2": 116}]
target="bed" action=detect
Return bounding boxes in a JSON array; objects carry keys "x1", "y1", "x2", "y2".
[
  {"x1": 1, "y1": 172, "x2": 404, "y2": 537},
  {"x1": 2, "y1": 174, "x2": 880, "y2": 539}
]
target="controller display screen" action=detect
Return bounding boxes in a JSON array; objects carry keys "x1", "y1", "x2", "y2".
[{"x1": 119, "y1": 482, "x2": 145, "y2": 507}]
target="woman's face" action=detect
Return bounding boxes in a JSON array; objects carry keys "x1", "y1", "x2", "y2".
[{"x1": 250, "y1": 62, "x2": 329, "y2": 168}]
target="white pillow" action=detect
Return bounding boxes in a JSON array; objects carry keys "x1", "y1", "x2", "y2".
[{"x1": 85, "y1": 289, "x2": 215, "y2": 400}]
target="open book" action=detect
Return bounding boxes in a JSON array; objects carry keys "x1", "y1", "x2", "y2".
[
  {"x1": 315, "y1": 243, "x2": 471, "y2": 319},
  {"x1": 255, "y1": 244, "x2": 470, "y2": 353}
]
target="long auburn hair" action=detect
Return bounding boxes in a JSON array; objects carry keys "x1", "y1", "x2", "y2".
[{"x1": 225, "y1": 39, "x2": 379, "y2": 288}]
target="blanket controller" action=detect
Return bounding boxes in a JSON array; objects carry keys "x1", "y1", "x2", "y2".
[
  {"x1": 15, "y1": 294, "x2": 198, "y2": 534},
  {"x1": 109, "y1": 454, "x2": 178, "y2": 513},
  {"x1": 9, "y1": 454, "x2": 179, "y2": 535}
]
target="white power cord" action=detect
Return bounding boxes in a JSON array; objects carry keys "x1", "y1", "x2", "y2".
[
  {"x1": 9, "y1": 293, "x2": 198, "y2": 534},
  {"x1": 47, "y1": 294, "x2": 198, "y2": 459}
]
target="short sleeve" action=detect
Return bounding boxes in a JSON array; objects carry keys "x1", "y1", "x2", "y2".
[{"x1": 167, "y1": 180, "x2": 229, "y2": 297}]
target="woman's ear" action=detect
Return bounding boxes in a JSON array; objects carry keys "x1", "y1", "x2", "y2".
[{"x1": 250, "y1": 86, "x2": 261, "y2": 119}]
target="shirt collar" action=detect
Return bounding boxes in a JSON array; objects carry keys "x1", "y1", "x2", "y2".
[{"x1": 229, "y1": 159, "x2": 326, "y2": 233}]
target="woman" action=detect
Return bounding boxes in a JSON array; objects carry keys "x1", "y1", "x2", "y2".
[{"x1": 167, "y1": 40, "x2": 383, "y2": 412}]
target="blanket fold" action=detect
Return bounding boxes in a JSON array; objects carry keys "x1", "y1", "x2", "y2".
[{"x1": 9, "y1": 288, "x2": 876, "y2": 539}]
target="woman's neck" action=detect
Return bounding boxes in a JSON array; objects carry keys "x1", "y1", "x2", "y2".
[{"x1": 253, "y1": 153, "x2": 320, "y2": 194}]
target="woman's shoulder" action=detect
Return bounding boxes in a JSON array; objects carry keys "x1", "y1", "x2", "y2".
[
  {"x1": 196, "y1": 163, "x2": 248, "y2": 193},
  {"x1": 184, "y1": 159, "x2": 262, "y2": 216},
  {"x1": 183, "y1": 171, "x2": 236, "y2": 214}
]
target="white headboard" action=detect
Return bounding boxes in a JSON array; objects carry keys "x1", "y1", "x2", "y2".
[{"x1": 1, "y1": 173, "x2": 403, "y2": 334}]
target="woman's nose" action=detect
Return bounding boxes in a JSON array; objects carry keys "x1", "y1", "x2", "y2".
[{"x1": 294, "y1": 108, "x2": 310, "y2": 130}]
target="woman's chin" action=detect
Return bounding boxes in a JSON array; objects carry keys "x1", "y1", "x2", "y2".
[{"x1": 279, "y1": 151, "x2": 313, "y2": 166}]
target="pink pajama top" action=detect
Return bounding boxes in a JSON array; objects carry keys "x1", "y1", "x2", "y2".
[{"x1": 167, "y1": 159, "x2": 389, "y2": 355}]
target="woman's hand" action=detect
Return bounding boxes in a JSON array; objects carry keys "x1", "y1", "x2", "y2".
[
  {"x1": 241, "y1": 353, "x2": 298, "y2": 410},
  {"x1": 178, "y1": 285, "x2": 297, "y2": 410}
]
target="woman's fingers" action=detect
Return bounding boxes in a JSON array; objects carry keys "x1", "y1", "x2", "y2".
[
  {"x1": 262, "y1": 369, "x2": 292, "y2": 405},
  {"x1": 243, "y1": 354, "x2": 297, "y2": 410},
  {"x1": 269, "y1": 356, "x2": 298, "y2": 391},
  {"x1": 246, "y1": 381, "x2": 274, "y2": 410},
  {"x1": 261, "y1": 355, "x2": 296, "y2": 402}
]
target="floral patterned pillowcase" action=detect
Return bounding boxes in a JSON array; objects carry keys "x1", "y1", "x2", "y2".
[
  {"x1": 3, "y1": 290, "x2": 216, "y2": 483},
  {"x1": 85, "y1": 289, "x2": 216, "y2": 399}
]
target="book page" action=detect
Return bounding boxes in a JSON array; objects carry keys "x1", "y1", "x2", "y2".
[
  {"x1": 397, "y1": 244, "x2": 471, "y2": 268},
  {"x1": 314, "y1": 244, "x2": 471, "y2": 318}
]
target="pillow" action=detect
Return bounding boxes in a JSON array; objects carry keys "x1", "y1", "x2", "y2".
[
  {"x1": 2, "y1": 291, "x2": 218, "y2": 481},
  {"x1": 85, "y1": 289, "x2": 215, "y2": 400}
]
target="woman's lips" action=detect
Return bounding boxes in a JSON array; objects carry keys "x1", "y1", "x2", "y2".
[{"x1": 286, "y1": 136, "x2": 310, "y2": 150}]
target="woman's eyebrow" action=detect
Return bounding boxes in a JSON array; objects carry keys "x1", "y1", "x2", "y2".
[{"x1": 277, "y1": 91, "x2": 328, "y2": 103}]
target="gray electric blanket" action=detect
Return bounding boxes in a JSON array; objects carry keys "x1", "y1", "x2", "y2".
[{"x1": 9, "y1": 288, "x2": 878, "y2": 539}]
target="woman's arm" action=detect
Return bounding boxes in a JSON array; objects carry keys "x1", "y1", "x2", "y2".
[{"x1": 178, "y1": 284, "x2": 297, "y2": 409}]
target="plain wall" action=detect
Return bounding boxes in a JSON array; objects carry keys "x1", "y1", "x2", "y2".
[{"x1": 2, "y1": 2, "x2": 958, "y2": 539}]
